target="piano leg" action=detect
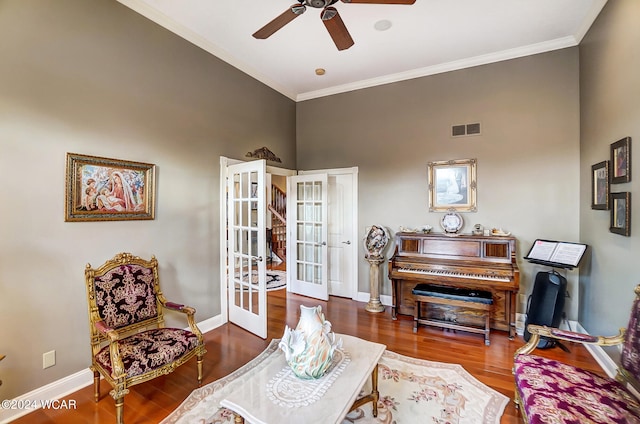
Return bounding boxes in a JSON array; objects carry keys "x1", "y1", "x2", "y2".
[
  {"x1": 391, "y1": 279, "x2": 398, "y2": 320},
  {"x1": 507, "y1": 290, "x2": 515, "y2": 340}
]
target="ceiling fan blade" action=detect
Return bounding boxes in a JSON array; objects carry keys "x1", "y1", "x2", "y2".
[
  {"x1": 321, "y1": 7, "x2": 354, "y2": 51},
  {"x1": 253, "y1": 4, "x2": 306, "y2": 39},
  {"x1": 341, "y1": 0, "x2": 416, "y2": 4}
]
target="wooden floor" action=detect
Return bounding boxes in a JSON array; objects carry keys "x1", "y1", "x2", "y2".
[{"x1": 13, "y1": 289, "x2": 605, "y2": 424}]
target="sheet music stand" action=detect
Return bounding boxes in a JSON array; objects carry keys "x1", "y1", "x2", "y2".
[
  {"x1": 523, "y1": 239, "x2": 588, "y2": 352},
  {"x1": 524, "y1": 239, "x2": 588, "y2": 270}
]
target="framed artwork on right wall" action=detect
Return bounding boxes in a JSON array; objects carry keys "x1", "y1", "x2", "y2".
[
  {"x1": 610, "y1": 192, "x2": 631, "y2": 236},
  {"x1": 591, "y1": 160, "x2": 609, "y2": 210},
  {"x1": 611, "y1": 137, "x2": 631, "y2": 184}
]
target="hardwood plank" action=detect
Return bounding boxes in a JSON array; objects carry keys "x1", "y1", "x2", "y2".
[{"x1": 12, "y1": 288, "x2": 605, "y2": 423}]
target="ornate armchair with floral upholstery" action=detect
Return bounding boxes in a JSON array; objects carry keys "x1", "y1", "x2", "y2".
[
  {"x1": 513, "y1": 284, "x2": 640, "y2": 423},
  {"x1": 85, "y1": 252, "x2": 206, "y2": 424}
]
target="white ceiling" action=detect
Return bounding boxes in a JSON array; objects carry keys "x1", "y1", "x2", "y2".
[{"x1": 117, "y1": 0, "x2": 607, "y2": 102}]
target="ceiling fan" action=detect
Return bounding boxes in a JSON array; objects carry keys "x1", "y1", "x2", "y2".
[{"x1": 253, "y1": 0, "x2": 416, "y2": 51}]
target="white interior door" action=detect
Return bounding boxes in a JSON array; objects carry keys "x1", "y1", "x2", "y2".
[
  {"x1": 287, "y1": 174, "x2": 329, "y2": 300},
  {"x1": 327, "y1": 173, "x2": 355, "y2": 298},
  {"x1": 227, "y1": 160, "x2": 267, "y2": 339}
]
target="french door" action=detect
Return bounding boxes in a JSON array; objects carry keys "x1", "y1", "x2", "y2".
[
  {"x1": 227, "y1": 160, "x2": 267, "y2": 338},
  {"x1": 287, "y1": 174, "x2": 329, "y2": 300}
]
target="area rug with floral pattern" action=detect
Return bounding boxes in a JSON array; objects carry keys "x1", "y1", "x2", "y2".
[{"x1": 161, "y1": 340, "x2": 508, "y2": 424}]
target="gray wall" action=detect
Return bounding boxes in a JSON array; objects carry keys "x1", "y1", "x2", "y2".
[
  {"x1": 579, "y1": 0, "x2": 640, "y2": 336},
  {"x1": 0, "y1": 0, "x2": 295, "y2": 399},
  {"x1": 297, "y1": 49, "x2": 582, "y2": 319}
]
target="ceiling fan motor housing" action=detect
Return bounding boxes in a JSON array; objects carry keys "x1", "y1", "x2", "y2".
[{"x1": 303, "y1": 0, "x2": 338, "y2": 8}]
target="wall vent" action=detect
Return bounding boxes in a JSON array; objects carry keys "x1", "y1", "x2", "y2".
[
  {"x1": 451, "y1": 122, "x2": 481, "y2": 138},
  {"x1": 451, "y1": 124, "x2": 466, "y2": 137}
]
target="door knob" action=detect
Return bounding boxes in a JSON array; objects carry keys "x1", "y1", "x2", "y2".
[{"x1": 341, "y1": 241, "x2": 351, "y2": 245}]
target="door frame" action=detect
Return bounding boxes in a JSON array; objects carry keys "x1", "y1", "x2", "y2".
[{"x1": 298, "y1": 167, "x2": 359, "y2": 300}]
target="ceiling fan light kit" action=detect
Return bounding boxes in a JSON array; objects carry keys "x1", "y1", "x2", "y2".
[{"x1": 253, "y1": 0, "x2": 416, "y2": 51}]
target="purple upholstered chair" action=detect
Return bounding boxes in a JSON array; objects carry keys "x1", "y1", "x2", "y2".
[
  {"x1": 85, "y1": 253, "x2": 206, "y2": 424},
  {"x1": 513, "y1": 284, "x2": 640, "y2": 423}
]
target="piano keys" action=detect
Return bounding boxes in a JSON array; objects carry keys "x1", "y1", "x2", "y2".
[{"x1": 388, "y1": 232, "x2": 520, "y2": 339}]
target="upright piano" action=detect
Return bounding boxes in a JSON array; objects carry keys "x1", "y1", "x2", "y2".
[{"x1": 388, "y1": 232, "x2": 520, "y2": 338}]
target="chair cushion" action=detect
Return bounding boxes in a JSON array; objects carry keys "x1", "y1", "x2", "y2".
[
  {"x1": 94, "y1": 264, "x2": 158, "y2": 329},
  {"x1": 95, "y1": 328, "x2": 199, "y2": 378},
  {"x1": 514, "y1": 354, "x2": 640, "y2": 423}
]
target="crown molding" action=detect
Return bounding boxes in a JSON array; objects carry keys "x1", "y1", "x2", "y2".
[{"x1": 296, "y1": 36, "x2": 578, "y2": 101}]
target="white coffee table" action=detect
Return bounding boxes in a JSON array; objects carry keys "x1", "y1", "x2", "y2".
[{"x1": 220, "y1": 334, "x2": 386, "y2": 424}]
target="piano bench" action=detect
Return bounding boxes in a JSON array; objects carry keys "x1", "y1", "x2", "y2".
[{"x1": 411, "y1": 284, "x2": 493, "y2": 346}]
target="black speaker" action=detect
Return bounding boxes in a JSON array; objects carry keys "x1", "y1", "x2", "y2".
[{"x1": 523, "y1": 271, "x2": 567, "y2": 349}]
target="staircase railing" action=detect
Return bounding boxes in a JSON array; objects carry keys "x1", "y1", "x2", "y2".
[
  {"x1": 270, "y1": 184, "x2": 287, "y2": 261},
  {"x1": 271, "y1": 184, "x2": 286, "y2": 221}
]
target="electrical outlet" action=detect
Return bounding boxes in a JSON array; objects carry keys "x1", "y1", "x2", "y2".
[{"x1": 43, "y1": 350, "x2": 56, "y2": 369}]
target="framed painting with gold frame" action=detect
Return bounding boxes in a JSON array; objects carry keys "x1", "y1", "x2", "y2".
[
  {"x1": 65, "y1": 153, "x2": 156, "y2": 222},
  {"x1": 427, "y1": 158, "x2": 477, "y2": 212}
]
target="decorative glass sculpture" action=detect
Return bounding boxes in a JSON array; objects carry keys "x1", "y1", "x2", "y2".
[{"x1": 278, "y1": 305, "x2": 342, "y2": 379}]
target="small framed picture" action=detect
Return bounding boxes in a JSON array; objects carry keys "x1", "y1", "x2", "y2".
[
  {"x1": 610, "y1": 192, "x2": 631, "y2": 236},
  {"x1": 591, "y1": 160, "x2": 609, "y2": 210},
  {"x1": 610, "y1": 137, "x2": 631, "y2": 184}
]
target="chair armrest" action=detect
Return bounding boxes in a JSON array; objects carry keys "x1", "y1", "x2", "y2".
[
  {"x1": 93, "y1": 320, "x2": 127, "y2": 379},
  {"x1": 161, "y1": 300, "x2": 203, "y2": 340},
  {"x1": 95, "y1": 320, "x2": 119, "y2": 342},
  {"x1": 164, "y1": 301, "x2": 195, "y2": 315},
  {"x1": 515, "y1": 324, "x2": 626, "y2": 356}
]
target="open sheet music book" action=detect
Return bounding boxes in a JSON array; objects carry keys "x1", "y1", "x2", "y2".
[{"x1": 525, "y1": 239, "x2": 588, "y2": 269}]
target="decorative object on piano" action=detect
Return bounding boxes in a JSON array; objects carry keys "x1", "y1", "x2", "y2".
[
  {"x1": 363, "y1": 225, "x2": 390, "y2": 313},
  {"x1": 591, "y1": 160, "x2": 609, "y2": 210},
  {"x1": 441, "y1": 211, "x2": 463, "y2": 234},
  {"x1": 278, "y1": 305, "x2": 342, "y2": 379},
  {"x1": 427, "y1": 158, "x2": 477, "y2": 212},
  {"x1": 490, "y1": 228, "x2": 511, "y2": 236},
  {"x1": 610, "y1": 136, "x2": 631, "y2": 184},
  {"x1": 472, "y1": 224, "x2": 484, "y2": 236},
  {"x1": 610, "y1": 192, "x2": 631, "y2": 236},
  {"x1": 399, "y1": 225, "x2": 432, "y2": 233}
]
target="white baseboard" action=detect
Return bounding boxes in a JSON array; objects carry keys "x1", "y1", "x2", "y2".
[
  {"x1": 0, "y1": 313, "x2": 225, "y2": 424},
  {"x1": 355, "y1": 292, "x2": 393, "y2": 307}
]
